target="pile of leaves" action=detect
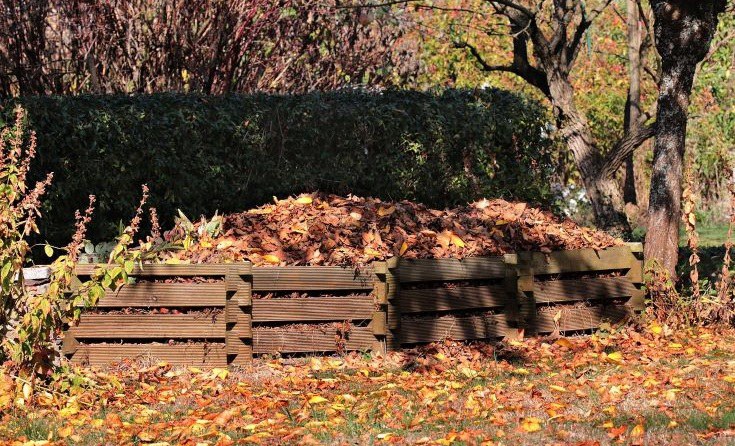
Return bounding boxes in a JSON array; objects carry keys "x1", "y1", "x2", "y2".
[{"x1": 157, "y1": 193, "x2": 622, "y2": 266}]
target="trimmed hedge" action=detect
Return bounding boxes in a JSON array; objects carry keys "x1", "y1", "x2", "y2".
[{"x1": 3, "y1": 90, "x2": 554, "y2": 245}]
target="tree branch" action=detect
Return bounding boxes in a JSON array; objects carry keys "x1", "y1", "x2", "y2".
[
  {"x1": 600, "y1": 122, "x2": 657, "y2": 179},
  {"x1": 453, "y1": 41, "x2": 519, "y2": 74}
]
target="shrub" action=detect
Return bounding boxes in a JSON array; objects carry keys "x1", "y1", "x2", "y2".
[{"x1": 2, "y1": 89, "x2": 554, "y2": 246}]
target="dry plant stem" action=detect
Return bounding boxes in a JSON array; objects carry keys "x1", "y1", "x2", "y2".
[{"x1": 682, "y1": 167, "x2": 700, "y2": 300}]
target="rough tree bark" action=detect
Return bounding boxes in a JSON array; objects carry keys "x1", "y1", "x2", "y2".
[
  {"x1": 644, "y1": 0, "x2": 727, "y2": 276},
  {"x1": 623, "y1": 0, "x2": 643, "y2": 205},
  {"x1": 451, "y1": 0, "x2": 658, "y2": 234}
]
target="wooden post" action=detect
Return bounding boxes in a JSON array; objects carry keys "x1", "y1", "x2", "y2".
[
  {"x1": 373, "y1": 257, "x2": 400, "y2": 351},
  {"x1": 515, "y1": 252, "x2": 536, "y2": 337},
  {"x1": 625, "y1": 242, "x2": 645, "y2": 311},
  {"x1": 502, "y1": 254, "x2": 523, "y2": 340},
  {"x1": 225, "y1": 263, "x2": 253, "y2": 366}
]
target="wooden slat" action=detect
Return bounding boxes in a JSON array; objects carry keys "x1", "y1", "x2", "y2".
[
  {"x1": 527, "y1": 247, "x2": 638, "y2": 275},
  {"x1": 534, "y1": 277, "x2": 636, "y2": 303},
  {"x1": 400, "y1": 313, "x2": 509, "y2": 344},
  {"x1": 395, "y1": 257, "x2": 506, "y2": 283},
  {"x1": 95, "y1": 283, "x2": 226, "y2": 307},
  {"x1": 69, "y1": 314, "x2": 225, "y2": 339},
  {"x1": 75, "y1": 263, "x2": 251, "y2": 277},
  {"x1": 252, "y1": 326, "x2": 375, "y2": 353},
  {"x1": 70, "y1": 343, "x2": 227, "y2": 367},
  {"x1": 252, "y1": 266, "x2": 375, "y2": 291},
  {"x1": 251, "y1": 296, "x2": 374, "y2": 322},
  {"x1": 532, "y1": 304, "x2": 632, "y2": 333},
  {"x1": 399, "y1": 284, "x2": 507, "y2": 314}
]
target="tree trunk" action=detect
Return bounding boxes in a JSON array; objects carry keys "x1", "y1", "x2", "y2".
[
  {"x1": 623, "y1": 0, "x2": 642, "y2": 205},
  {"x1": 644, "y1": 0, "x2": 726, "y2": 276},
  {"x1": 548, "y1": 73, "x2": 630, "y2": 233}
]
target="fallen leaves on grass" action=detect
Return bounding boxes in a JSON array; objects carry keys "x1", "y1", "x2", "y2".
[{"x1": 3, "y1": 326, "x2": 735, "y2": 444}]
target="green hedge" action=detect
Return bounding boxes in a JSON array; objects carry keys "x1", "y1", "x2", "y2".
[{"x1": 3, "y1": 90, "x2": 554, "y2": 245}]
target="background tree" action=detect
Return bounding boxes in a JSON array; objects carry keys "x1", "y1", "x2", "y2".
[
  {"x1": 644, "y1": 0, "x2": 729, "y2": 276},
  {"x1": 0, "y1": 0, "x2": 419, "y2": 95},
  {"x1": 359, "y1": 0, "x2": 659, "y2": 232}
]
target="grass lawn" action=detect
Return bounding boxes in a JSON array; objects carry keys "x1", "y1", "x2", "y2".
[
  {"x1": 680, "y1": 223, "x2": 730, "y2": 248},
  {"x1": 3, "y1": 324, "x2": 735, "y2": 445}
]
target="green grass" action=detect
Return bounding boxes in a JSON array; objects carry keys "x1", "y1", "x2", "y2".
[{"x1": 681, "y1": 223, "x2": 730, "y2": 248}]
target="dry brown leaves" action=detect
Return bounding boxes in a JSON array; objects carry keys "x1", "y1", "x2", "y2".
[{"x1": 159, "y1": 193, "x2": 621, "y2": 266}]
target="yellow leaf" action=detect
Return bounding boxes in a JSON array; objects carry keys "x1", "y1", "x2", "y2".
[
  {"x1": 295, "y1": 196, "x2": 313, "y2": 205},
  {"x1": 450, "y1": 233, "x2": 465, "y2": 248},
  {"x1": 216, "y1": 240, "x2": 233, "y2": 250},
  {"x1": 648, "y1": 322, "x2": 663, "y2": 335},
  {"x1": 212, "y1": 368, "x2": 229, "y2": 380},
  {"x1": 308, "y1": 395, "x2": 329, "y2": 404},
  {"x1": 549, "y1": 385, "x2": 567, "y2": 393},
  {"x1": 263, "y1": 254, "x2": 281, "y2": 264},
  {"x1": 520, "y1": 417, "x2": 542, "y2": 433},
  {"x1": 631, "y1": 423, "x2": 645, "y2": 437},
  {"x1": 364, "y1": 248, "x2": 382, "y2": 257},
  {"x1": 606, "y1": 351, "x2": 624, "y2": 364},
  {"x1": 723, "y1": 375, "x2": 735, "y2": 383},
  {"x1": 377, "y1": 206, "x2": 396, "y2": 216},
  {"x1": 554, "y1": 338, "x2": 574, "y2": 349},
  {"x1": 669, "y1": 343, "x2": 683, "y2": 349},
  {"x1": 22, "y1": 382, "x2": 32, "y2": 400},
  {"x1": 399, "y1": 242, "x2": 409, "y2": 256},
  {"x1": 57, "y1": 425, "x2": 73, "y2": 438}
]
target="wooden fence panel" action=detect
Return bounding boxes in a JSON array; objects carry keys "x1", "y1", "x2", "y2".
[{"x1": 65, "y1": 246, "x2": 644, "y2": 366}]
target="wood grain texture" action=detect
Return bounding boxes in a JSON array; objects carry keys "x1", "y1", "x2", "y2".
[
  {"x1": 395, "y1": 257, "x2": 506, "y2": 283},
  {"x1": 526, "y1": 247, "x2": 638, "y2": 275},
  {"x1": 534, "y1": 277, "x2": 636, "y2": 303},
  {"x1": 252, "y1": 326, "x2": 374, "y2": 353},
  {"x1": 95, "y1": 283, "x2": 226, "y2": 307},
  {"x1": 70, "y1": 343, "x2": 227, "y2": 366},
  {"x1": 69, "y1": 314, "x2": 227, "y2": 339},
  {"x1": 531, "y1": 304, "x2": 632, "y2": 333},
  {"x1": 399, "y1": 284, "x2": 507, "y2": 314},
  {"x1": 400, "y1": 314, "x2": 509, "y2": 344},
  {"x1": 75, "y1": 263, "x2": 250, "y2": 277},
  {"x1": 252, "y1": 296, "x2": 374, "y2": 322},
  {"x1": 252, "y1": 266, "x2": 375, "y2": 291}
]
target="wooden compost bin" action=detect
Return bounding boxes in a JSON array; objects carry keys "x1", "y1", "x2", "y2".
[{"x1": 63, "y1": 244, "x2": 643, "y2": 367}]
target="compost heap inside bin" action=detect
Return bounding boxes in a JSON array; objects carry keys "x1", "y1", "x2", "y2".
[{"x1": 152, "y1": 193, "x2": 622, "y2": 267}]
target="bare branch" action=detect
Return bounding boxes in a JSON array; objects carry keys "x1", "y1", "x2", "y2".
[
  {"x1": 453, "y1": 41, "x2": 519, "y2": 74},
  {"x1": 600, "y1": 122, "x2": 657, "y2": 179}
]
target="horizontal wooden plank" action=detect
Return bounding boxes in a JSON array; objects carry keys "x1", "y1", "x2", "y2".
[
  {"x1": 400, "y1": 314, "x2": 509, "y2": 344},
  {"x1": 525, "y1": 247, "x2": 638, "y2": 275},
  {"x1": 94, "y1": 283, "x2": 226, "y2": 307},
  {"x1": 252, "y1": 266, "x2": 375, "y2": 291},
  {"x1": 252, "y1": 296, "x2": 374, "y2": 322},
  {"x1": 532, "y1": 304, "x2": 632, "y2": 333},
  {"x1": 534, "y1": 277, "x2": 636, "y2": 304},
  {"x1": 68, "y1": 314, "x2": 226, "y2": 339},
  {"x1": 75, "y1": 263, "x2": 251, "y2": 277},
  {"x1": 69, "y1": 343, "x2": 227, "y2": 367},
  {"x1": 395, "y1": 257, "x2": 506, "y2": 283},
  {"x1": 399, "y1": 284, "x2": 507, "y2": 314},
  {"x1": 252, "y1": 326, "x2": 375, "y2": 353}
]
